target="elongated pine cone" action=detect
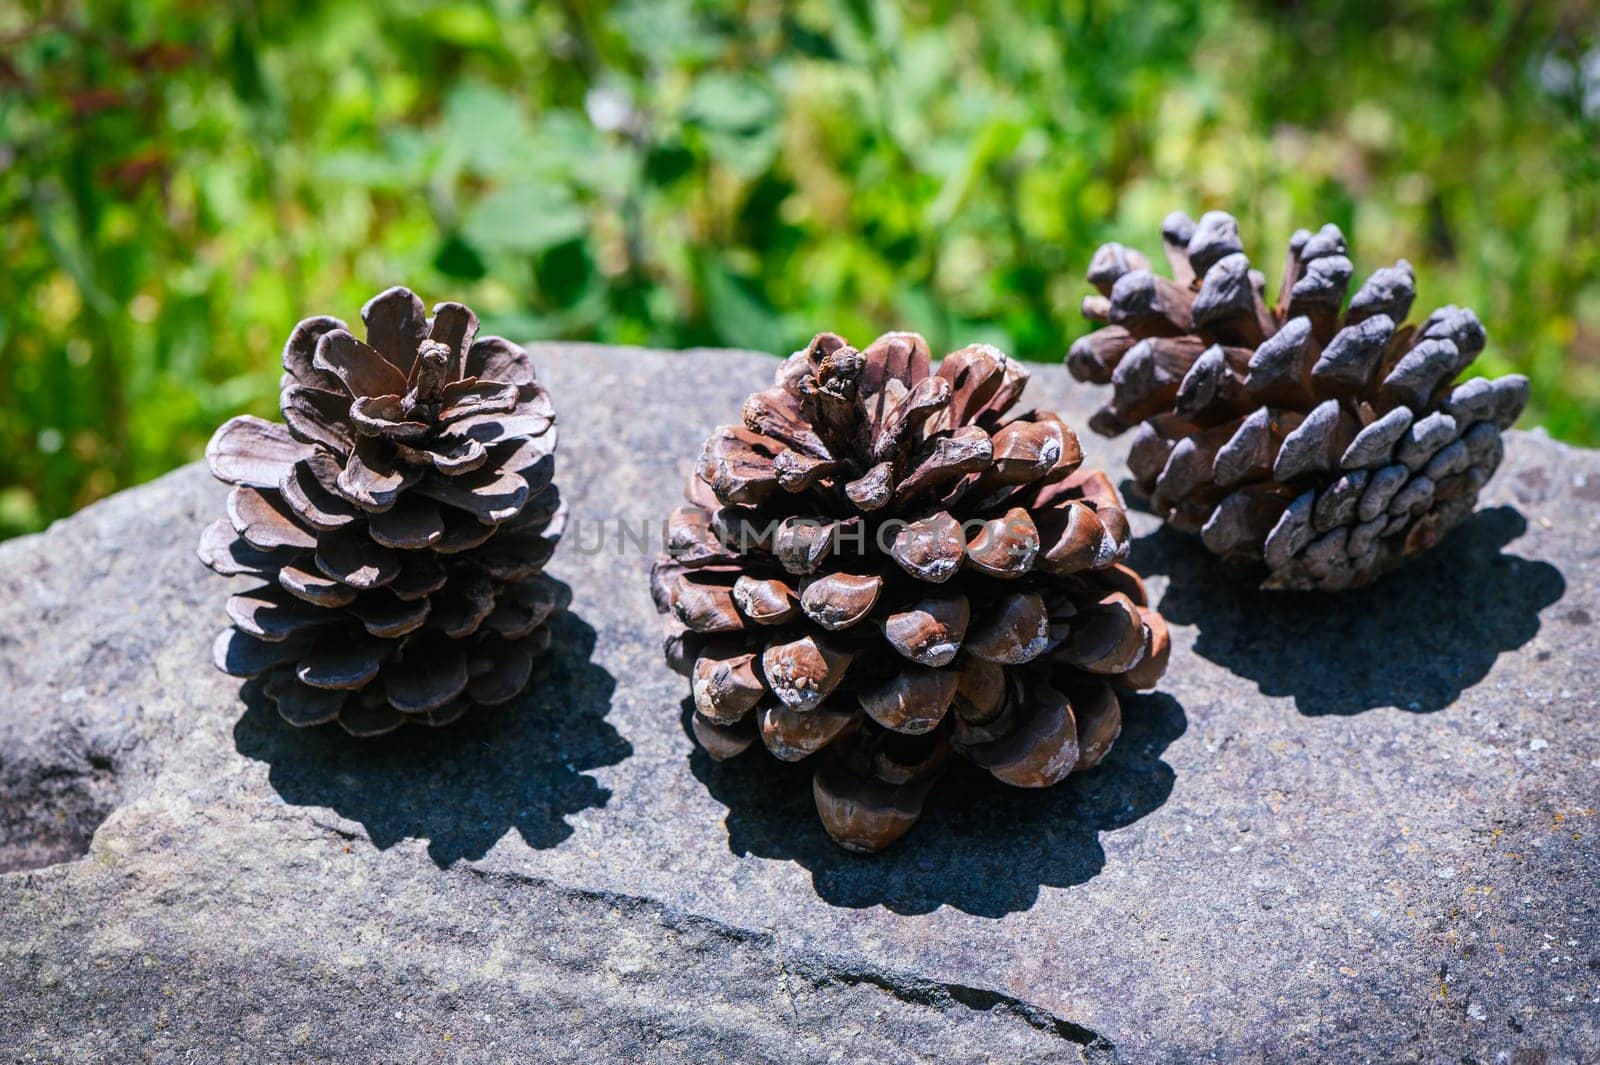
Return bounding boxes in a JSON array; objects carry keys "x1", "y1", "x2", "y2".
[
  {"x1": 1068, "y1": 211, "x2": 1528, "y2": 591},
  {"x1": 199, "y1": 287, "x2": 569, "y2": 735},
  {"x1": 651, "y1": 333, "x2": 1170, "y2": 853}
]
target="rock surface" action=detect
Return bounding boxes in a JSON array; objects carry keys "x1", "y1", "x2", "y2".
[{"x1": 1, "y1": 342, "x2": 1595, "y2": 1062}]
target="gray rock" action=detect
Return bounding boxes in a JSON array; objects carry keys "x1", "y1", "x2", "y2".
[{"x1": 1, "y1": 343, "x2": 1595, "y2": 1062}]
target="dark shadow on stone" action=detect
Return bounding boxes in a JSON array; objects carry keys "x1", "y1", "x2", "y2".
[
  {"x1": 233, "y1": 612, "x2": 626, "y2": 866},
  {"x1": 688, "y1": 691, "x2": 1185, "y2": 918},
  {"x1": 1133, "y1": 505, "x2": 1566, "y2": 716},
  {"x1": 0, "y1": 705, "x2": 142, "y2": 874},
  {"x1": 1118, "y1": 477, "x2": 1159, "y2": 517}
]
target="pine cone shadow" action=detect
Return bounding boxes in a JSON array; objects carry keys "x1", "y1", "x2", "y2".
[
  {"x1": 232, "y1": 611, "x2": 627, "y2": 866},
  {"x1": 1132, "y1": 505, "x2": 1566, "y2": 716},
  {"x1": 686, "y1": 692, "x2": 1186, "y2": 918}
]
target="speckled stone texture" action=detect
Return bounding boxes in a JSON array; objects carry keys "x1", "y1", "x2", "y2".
[{"x1": 1, "y1": 343, "x2": 1594, "y2": 1063}]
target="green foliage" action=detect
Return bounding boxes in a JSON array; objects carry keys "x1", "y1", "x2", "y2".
[{"x1": 1, "y1": 0, "x2": 1596, "y2": 537}]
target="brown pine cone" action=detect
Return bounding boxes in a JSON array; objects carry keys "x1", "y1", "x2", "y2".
[
  {"x1": 200, "y1": 287, "x2": 569, "y2": 736},
  {"x1": 1067, "y1": 211, "x2": 1528, "y2": 591},
  {"x1": 651, "y1": 332, "x2": 1170, "y2": 853}
]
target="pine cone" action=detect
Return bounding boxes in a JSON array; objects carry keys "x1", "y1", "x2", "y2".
[
  {"x1": 1068, "y1": 212, "x2": 1528, "y2": 591},
  {"x1": 651, "y1": 333, "x2": 1170, "y2": 853},
  {"x1": 199, "y1": 287, "x2": 569, "y2": 735}
]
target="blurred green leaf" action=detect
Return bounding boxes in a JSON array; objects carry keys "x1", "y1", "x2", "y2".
[
  {"x1": 433, "y1": 232, "x2": 488, "y2": 280},
  {"x1": 427, "y1": 4, "x2": 504, "y2": 47},
  {"x1": 686, "y1": 71, "x2": 781, "y2": 175},
  {"x1": 443, "y1": 80, "x2": 537, "y2": 177},
  {"x1": 460, "y1": 182, "x2": 587, "y2": 254},
  {"x1": 687, "y1": 72, "x2": 778, "y2": 133},
  {"x1": 703, "y1": 264, "x2": 791, "y2": 353}
]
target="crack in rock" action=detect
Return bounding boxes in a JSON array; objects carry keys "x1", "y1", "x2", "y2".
[{"x1": 460, "y1": 862, "x2": 1115, "y2": 1058}]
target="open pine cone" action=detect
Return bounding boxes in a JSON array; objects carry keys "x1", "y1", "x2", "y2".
[
  {"x1": 1067, "y1": 211, "x2": 1528, "y2": 591},
  {"x1": 200, "y1": 287, "x2": 569, "y2": 736},
  {"x1": 651, "y1": 332, "x2": 1170, "y2": 853}
]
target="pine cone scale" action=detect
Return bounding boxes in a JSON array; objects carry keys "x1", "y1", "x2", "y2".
[
  {"x1": 280, "y1": 459, "x2": 361, "y2": 531},
  {"x1": 206, "y1": 416, "x2": 315, "y2": 489},
  {"x1": 270, "y1": 679, "x2": 346, "y2": 727},
  {"x1": 200, "y1": 289, "x2": 565, "y2": 734},
  {"x1": 314, "y1": 330, "x2": 408, "y2": 399}
]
